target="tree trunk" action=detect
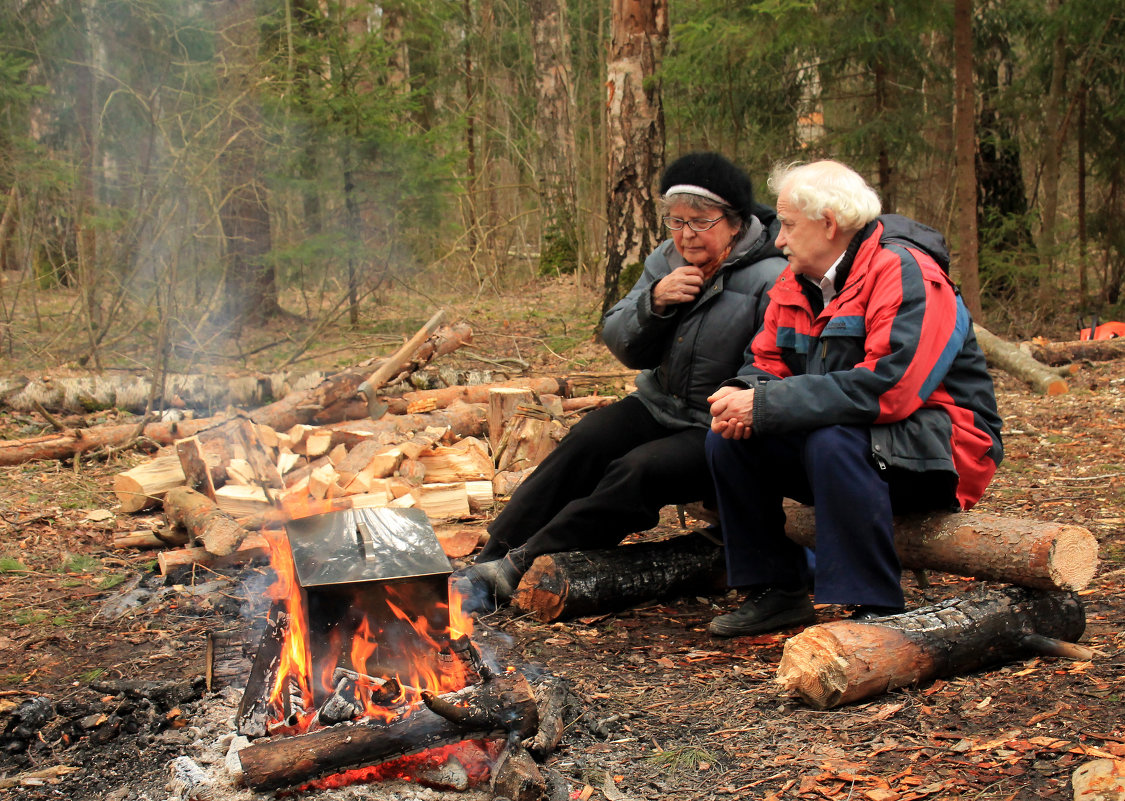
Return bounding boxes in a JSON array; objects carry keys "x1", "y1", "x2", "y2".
[
  {"x1": 214, "y1": 0, "x2": 281, "y2": 329},
  {"x1": 601, "y1": 0, "x2": 668, "y2": 323},
  {"x1": 1037, "y1": 0, "x2": 1067, "y2": 281},
  {"x1": 531, "y1": 0, "x2": 580, "y2": 276},
  {"x1": 511, "y1": 534, "x2": 726, "y2": 622},
  {"x1": 776, "y1": 586, "x2": 1087, "y2": 709},
  {"x1": 953, "y1": 0, "x2": 982, "y2": 320}
]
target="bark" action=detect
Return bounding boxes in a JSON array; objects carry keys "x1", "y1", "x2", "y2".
[
  {"x1": 953, "y1": 0, "x2": 983, "y2": 319},
  {"x1": 156, "y1": 534, "x2": 270, "y2": 576},
  {"x1": 775, "y1": 586, "x2": 1087, "y2": 709},
  {"x1": 783, "y1": 506, "x2": 1099, "y2": 592},
  {"x1": 0, "y1": 372, "x2": 278, "y2": 414},
  {"x1": 527, "y1": 675, "x2": 572, "y2": 758},
  {"x1": 491, "y1": 743, "x2": 547, "y2": 801},
  {"x1": 175, "y1": 436, "x2": 217, "y2": 499},
  {"x1": 511, "y1": 534, "x2": 726, "y2": 622},
  {"x1": 163, "y1": 486, "x2": 249, "y2": 556},
  {"x1": 974, "y1": 324, "x2": 1068, "y2": 395},
  {"x1": 601, "y1": 0, "x2": 668, "y2": 321},
  {"x1": 236, "y1": 603, "x2": 288, "y2": 738},
  {"x1": 112, "y1": 528, "x2": 189, "y2": 550},
  {"x1": 237, "y1": 673, "x2": 539, "y2": 791},
  {"x1": 530, "y1": 0, "x2": 580, "y2": 276},
  {"x1": 214, "y1": 0, "x2": 281, "y2": 327},
  {"x1": 0, "y1": 416, "x2": 227, "y2": 467},
  {"x1": 1026, "y1": 337, "x2": 1125, "y2": 366}
]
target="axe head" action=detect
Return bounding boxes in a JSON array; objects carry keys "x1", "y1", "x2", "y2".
[{"x1": 356, "y1": 381, "x2": 388, "y2": 420}]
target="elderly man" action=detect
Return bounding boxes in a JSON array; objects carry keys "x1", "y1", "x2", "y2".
[{"x1": 705, "y1": 160, "x2": 1003, "y2": 638}]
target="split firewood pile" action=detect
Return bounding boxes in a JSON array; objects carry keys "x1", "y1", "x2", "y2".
[{"x1": 94, "y1": 313, "x2": 621, "y2": 575}]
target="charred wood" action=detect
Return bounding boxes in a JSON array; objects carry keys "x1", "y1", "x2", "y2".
[
  {"x1": 236, "y1": 673, "x2": 538, "y2": 792},
  {"x1": 511, "y1": 534, "x2": 726, "y2": 622},
  {"x1": 775, "y1": 586, "x2": 1087, "y2": 709}
]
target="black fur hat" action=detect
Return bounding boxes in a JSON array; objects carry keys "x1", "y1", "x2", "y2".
[{"x1": 659, "y1": 152, "x2": 755, "y2": 223}]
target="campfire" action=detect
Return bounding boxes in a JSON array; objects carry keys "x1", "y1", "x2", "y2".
[{"x1": 230, "y1": 505, "x2": 543, "y2": 793}]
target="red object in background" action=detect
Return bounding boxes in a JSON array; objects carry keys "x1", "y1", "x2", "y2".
[{"x1": 1079, "y1": 321, "x2": 1125, "y2": 340}]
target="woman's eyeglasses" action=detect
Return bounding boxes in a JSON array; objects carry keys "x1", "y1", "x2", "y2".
[{"x1": 662, "y1": 215, "x2": 725, "y2": 232}]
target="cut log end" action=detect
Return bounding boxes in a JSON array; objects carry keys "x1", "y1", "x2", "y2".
[
  {"x1": 1047, "y1": 526, "x2": 1100, "y2": 591},
  {"x1": 511, "y1": 558, "x2": 568, "y2": 622},
  {"x1": 775, "y1": 623, "x2": 930, "y2": 710}
]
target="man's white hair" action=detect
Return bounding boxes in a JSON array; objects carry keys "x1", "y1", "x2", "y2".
[{"x1": 768, "y1": 160, "x2": 881, "y2": 231}]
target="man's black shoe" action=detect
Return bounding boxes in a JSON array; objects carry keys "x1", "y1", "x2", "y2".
[
  {"x1": 708, "y1": 586, "x2": 815, "y2": 638},
  {"x1": 848, "y1": 604, "x2": 905, "y2": 622}
]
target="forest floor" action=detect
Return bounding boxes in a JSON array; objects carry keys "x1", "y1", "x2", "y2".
[{"x1": 0, "y1": 276, "x2": 1123, "y2": 801}]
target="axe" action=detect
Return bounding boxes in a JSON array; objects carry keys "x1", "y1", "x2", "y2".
[{"x1": 357, "y1": 309, "x2": 447, "y2": 419}]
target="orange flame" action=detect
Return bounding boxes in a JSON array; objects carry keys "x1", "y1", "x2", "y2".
[
  {"x1": 447, "y1": 581, "x2": 474, "y2": 641},
  {"x1": 263, "y1": 529, "x2": 313, "y2": 724},
  {"x1": 256, "y1": 513, "x2": 494, "y2": 789}
]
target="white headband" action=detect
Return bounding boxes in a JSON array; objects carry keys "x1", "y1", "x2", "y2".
[{"x1": 664, "y1": 184, "x2": 730, "y2": 207}]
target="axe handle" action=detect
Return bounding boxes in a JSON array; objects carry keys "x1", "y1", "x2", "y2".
[{"x1": 359, "y1": 309, "x2": 447, "y2": 394}]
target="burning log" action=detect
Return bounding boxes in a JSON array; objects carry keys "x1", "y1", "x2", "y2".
[
  {"x1": 775, "y1": 586, "x2": 1089, "y2": 709},
  {"x1": 236, "y1": 604, "x2": 289, "y2": 739},
  {"x1": 511, "y1": 533, "x2": 726, "y2": 622},
  {"x1": 236, "y1": 673, "x2": 539, "y2": 792},
  {"x1": 163, "y1": 486, "x2": 249, "y2": 556},
  {"x1": 783, "y1": 506, "x2": 1099, "y2": 592}
]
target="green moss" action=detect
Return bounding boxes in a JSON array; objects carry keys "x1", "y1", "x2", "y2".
[
  {"x1": 538, "y1": 225, "x2": 579, "y2": 277},
  {"x1": 617, "y1": 260, "x2": 645, "y2": 294}
]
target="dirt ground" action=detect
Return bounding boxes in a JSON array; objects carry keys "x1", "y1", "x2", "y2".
[{"x1": 0, "y1": 277, "x2": 1123, "y2": 801}]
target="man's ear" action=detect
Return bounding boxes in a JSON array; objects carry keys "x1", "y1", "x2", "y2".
[{"x1": 822, "y1": 209, "x2": 839, "y2": 241}]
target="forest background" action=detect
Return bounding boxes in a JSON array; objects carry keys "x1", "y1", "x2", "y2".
[{"x1": 0, "y1": 0, "x2": 1122, "y2": 378}]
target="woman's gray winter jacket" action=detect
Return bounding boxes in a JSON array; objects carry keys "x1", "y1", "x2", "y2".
[{"x1": 601, "y1": 214, "x2": 787, "y2": 430}]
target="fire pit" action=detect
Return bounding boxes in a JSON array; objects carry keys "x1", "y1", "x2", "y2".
[{"x1": 231, "y1": 506, "x2": 544, "y2": 793}]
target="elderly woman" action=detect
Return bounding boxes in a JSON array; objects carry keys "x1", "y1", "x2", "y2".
[{"x1": 456, "y1": 152, "x2": 787, "y2": 610}]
